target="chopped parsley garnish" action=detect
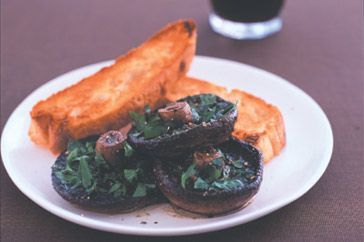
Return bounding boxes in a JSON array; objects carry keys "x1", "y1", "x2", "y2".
[
  {"x1": 188, "y1": 94, "x2": 237, "y2": 123},
  {"x1": 210, "y1": 180, "x2": 244, "y2": 191},
  {"x1": 53, "y1": 138, "x2": 156, "y2": 198},
  {"x1": 193, "y1": 177, "x2": 209, "y2": 190},
  {"x1": 123, "y1": 169, "x2": 138, "y2": 182},
  {"x1": 123, "y1": 142, "x2": 134, "y2": 157},
  {"x1": 180, "y1": 148, "x2": 256, "y2": 192},
  {"x1": 181, "y1": 163, "x2": 197, "y2": 188},
  {"x1": 132, "y1": 183, "x2": 147, "y2": 197},
  {"x1": 78, "y1": 156, "x2": 93, "y2": 188},
  {"x1": 129, "y1": 94, "x2": 237, "y2": 140},
  {"x1": 130, "y1": 105, "x2": 167, "y2": 139}
]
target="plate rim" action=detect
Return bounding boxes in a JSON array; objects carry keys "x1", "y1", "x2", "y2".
[{"x1": 1, "y1": 55, "x2": 333, "y2": 236}]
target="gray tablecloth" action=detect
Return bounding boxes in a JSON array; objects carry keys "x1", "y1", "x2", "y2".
[{"x1": 1, "y1": 0, "x2": 363, "y2": 241}]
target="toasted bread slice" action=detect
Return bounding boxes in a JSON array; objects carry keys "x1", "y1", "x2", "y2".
[
  {"x1": 29, "y1": 20, "x2": 197, "y2": 154},
  {"x1": 163, "y1": 76, "x2": 286, "y2": 163}
]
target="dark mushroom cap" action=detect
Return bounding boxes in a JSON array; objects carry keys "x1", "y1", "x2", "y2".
[
  {"x1": 153, "y1": 138, "x2": 263, "y2": 216},
  {"x1": 51, "y1": 143, "x2": 165, "y2": 211},
  {"x1": 128, "y1": 94, "x2": 238, "y2": 159}
]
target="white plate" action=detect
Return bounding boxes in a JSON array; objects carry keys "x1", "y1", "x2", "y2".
[{"x1": 1, "y1": 56, "x2": 333, "y2": 236}]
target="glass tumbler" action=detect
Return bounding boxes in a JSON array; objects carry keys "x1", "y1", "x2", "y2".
[{"x1": 209, "y1": 0, "x2": 285, "y2": 40}]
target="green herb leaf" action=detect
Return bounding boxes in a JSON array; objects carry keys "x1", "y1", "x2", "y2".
[
  {"x1": 123, "y1": 142, "x2": 134, "y2": 157},
  {"x1": 129, "y1": 111, "x2": 146, "y2": 132},
  {"x1": 132, "y1": 183, "x2": 147, "y2": 197},
  {"x1": 56, "y1": 170, "x2": 80, "y2": 185},
  {"x1": 113, "y1": 187, "x2": 125, "y2": 197},
  {"x1": 145, "y1": 184, "x2": 156, "y2": 189},
  {"x1": 78, "y1": 157, "x2": 93, "y2": 188},
  {"x1": 193, "y1": 177, "x2": 209, "y2": 190},
  {"x1": 211, "y1": 179, "x2": 243, "y2": 191},
  {"x1": 143, "y1": 125, "x2": 166, "y2": 139},
  {"x1": 85, "y1": 181, "x2": 97, "y2": 193},
  {"x1": 200, "y1": 94, "x2": 217, "y2": 106},
  {"x1": 95, "y1": 152, "x2": 109, "y2": 167},
  {"x1": 108, "y1": 182, "x2": 126, "y2": 197},
  {"x1": 85, "y1": 142, "x2": 94, "y2": 154},
  {"x1": 123, "y1": 169, "x2": 138, "y2": 183},
  {"x1": 108, "y1": 182, "x2": 121, "y2": 193},
  {"x1": 181, "y1": 164, "x2": 197, "y2": 189},
  {"x1": 130, "y1": 110, "x2": 166, "y2": 139},
  {"x1": 221, "y1": 103, "x2": 236, "y2": 115},
  {"x1": 212, "y1": 167, "x2": 222, "y2": 179},
  {"x1": 203, "y1": 165, "x2": 222, "y2": 182},
  {"x1": 70, "y1": 180, "x2": 82, "y2": 189},
  {"x1": 67, "y1": 148, "x2": 80, "y2": 162},
  {"x1": 232, "y1": 158, "x2": 244, "y2": 168}
]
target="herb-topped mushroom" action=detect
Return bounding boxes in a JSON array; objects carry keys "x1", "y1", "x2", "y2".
[
  {"x1": 128, "y1": 94, "x2": 238, "y2": 158},
  {"x1": 51, "y1": 134, "x2": 164, "y2": 210},
  {"x1": 153, "y1": 138, "x2": 263, "y2": 216}
]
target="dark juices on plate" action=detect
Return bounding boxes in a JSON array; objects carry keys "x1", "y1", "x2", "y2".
[{"x1": 211, "y1": 0, "x2": 284, "y2": 23}]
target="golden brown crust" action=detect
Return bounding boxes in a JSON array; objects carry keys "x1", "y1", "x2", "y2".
[
  {"x1": 29, "y1": 20, "x2": 197, "y2": 154},
  {"x1": 28, "y1": 20, "x2": 285, "y2": 162},
  {"x1": 163, "y1": 76, "x2": 286, "y2": 163}
]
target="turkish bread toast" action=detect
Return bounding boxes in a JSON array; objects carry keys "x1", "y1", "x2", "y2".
[
  {"x1": 29, "y1": 20, "x2": 197, "y2": 154},
  {"x1": 163, "y1": 76, "x2": 286, "y2": 163}
]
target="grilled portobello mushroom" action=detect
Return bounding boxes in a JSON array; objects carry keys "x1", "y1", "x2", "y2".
[
  {"x1": 153, "y1": 138, "x2": 263, "y2": 216},
  {"x1": 51, "y1": 135, "x2": 164, "y2": 210},
  {"x1": 128, "y1": 94, "x2": 238, "y2": 158}
]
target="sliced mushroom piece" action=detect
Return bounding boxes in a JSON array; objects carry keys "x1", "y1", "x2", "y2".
[
  {"x1": 158, "y1": 101, "x2": 193, "y2": 123},
  {"x1": 193, "y1": 147, "x2": 223, "y2": 169},
  {"x1": 96, "y1": 130, "x2": 127, "y2": 166}
]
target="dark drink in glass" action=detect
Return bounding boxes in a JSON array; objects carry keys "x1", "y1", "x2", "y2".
[{"x1": 209, "y1": 0, "x2": 285, "y2": 39}]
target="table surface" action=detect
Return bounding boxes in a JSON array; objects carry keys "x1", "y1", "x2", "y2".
[{"x1": 1, "y1": 0, "x2": 363, "y2": 241}]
